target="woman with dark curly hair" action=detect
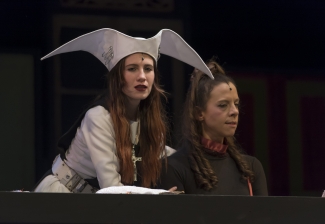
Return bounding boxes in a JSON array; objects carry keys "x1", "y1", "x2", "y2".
[{"x1": 159, "y1": 58, "x2": 268, "y2": 195}]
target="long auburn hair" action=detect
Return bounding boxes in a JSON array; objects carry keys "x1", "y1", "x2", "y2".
[
  {"x1": 182, "y1": 58, "x2": 254, "y2": 191},
  {"x1": 103, "y1": 54, "x2": 168, "y2": 187}
]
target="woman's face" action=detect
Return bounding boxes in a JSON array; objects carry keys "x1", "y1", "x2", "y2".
[
  {"x1": 198, "y1": 82, "x2": 239, "y2": 143},
  {"x1": 122, "y1": 53, "x2": 155, "y2": 104}
]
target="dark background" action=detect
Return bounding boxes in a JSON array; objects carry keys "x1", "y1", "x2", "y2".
[{"x1": 0, "y1": 0, "x2": 324, "y2": 196}]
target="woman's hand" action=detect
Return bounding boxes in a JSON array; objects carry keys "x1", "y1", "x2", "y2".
[{"x1": 168, "y1": 186, "x2": 177, "y2": 192}]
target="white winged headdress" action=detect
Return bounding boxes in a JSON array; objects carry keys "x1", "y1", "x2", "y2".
[{"x1": 41, "y1": 28, "x2": 213, "y2": 79}]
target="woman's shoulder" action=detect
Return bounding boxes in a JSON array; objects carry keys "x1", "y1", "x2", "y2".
[
  {"x1": 85, "y1": 105, "x2": 110, "y2": 117},
  {"x1": 242, "y1": 154, "x2": 264, "y2": 171},
  {"x1": 167, "y1": 148, "x2": 190, "y2": 166},
  {"x1": 82, "y1": 106, "x2": 113, "y2": 129},
  {"x1": 242, "y1": 154, "x2": 256, "y2": 162}
]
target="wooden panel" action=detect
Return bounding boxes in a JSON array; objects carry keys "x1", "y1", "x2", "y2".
[
  {"x1": 59, "y1": 0, "x2": 175, "y2": 12},
  {"x1": 287, "y1": 80, "x2": 325, "y2": 196},
  {"x1": 0, "y1": 53, "x2": 35, "y2": 190},
  {"x1": 300, "y1": 97, "x2": 325, "y2": 192},
  {"x1": 267, "y1": 76, "x2": 289, "y2": 196},
  {"x1": 2, "y1": 193, "x2": 325, "y2": 224}
]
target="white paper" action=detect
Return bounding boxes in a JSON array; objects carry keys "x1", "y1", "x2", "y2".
[{"x1": 96, "y1": 186, "x2": 168, "y2": 194}]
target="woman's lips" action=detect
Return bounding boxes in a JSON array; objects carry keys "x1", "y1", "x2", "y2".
[
  {"x1": 135, "y1": 85, "x2": 147, "y2": 91},
  {"x1": 225, "y1": 122, "x2": 237, "y2": 127}
]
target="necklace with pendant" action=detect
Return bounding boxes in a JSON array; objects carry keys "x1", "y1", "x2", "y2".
[{"x1": 131, "y1": 118, "x2": 141, "y2": 181}]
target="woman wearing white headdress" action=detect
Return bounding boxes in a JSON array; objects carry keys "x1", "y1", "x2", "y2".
[{"x1": 34, "y1": 28, "x2": 213, "y2": 193}]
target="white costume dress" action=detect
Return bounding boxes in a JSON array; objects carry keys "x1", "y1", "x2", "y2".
[{"x1": 34, "y1": 106, "x2": 175, "y2": 192}]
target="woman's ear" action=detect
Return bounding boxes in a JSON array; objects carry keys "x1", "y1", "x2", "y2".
[
  {"x1": 198, "y1": 114, "x2": 204, "y2": 121},
  {"x1": 195, "y1": 106, "x2": 204, "y2": 121}
]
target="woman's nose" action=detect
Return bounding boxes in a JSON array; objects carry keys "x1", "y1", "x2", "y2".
[
  {"x1": 230, "y1": 104, "x2": 239, "y2": 116},
  {"x1": 137, "y1": 68, "x2": 146, "y2": 81}
]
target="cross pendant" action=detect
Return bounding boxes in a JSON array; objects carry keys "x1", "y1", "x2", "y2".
[{"x1": 131, "y1": 145, "x2": 142, "y2": 181}]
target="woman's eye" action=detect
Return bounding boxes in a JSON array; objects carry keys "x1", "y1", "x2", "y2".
[
  {"x1": 218, "y1": 104, "x2": 227, "y2": 108},
  {"x1": 235, "y1": 103, "x2": 240, "y2": 108},
  {"x1": 127, "y1": 67, "x2": 136, "y2": 72},
  {"x1": 145, "y1": 67, "x2": 153, "y2": 72}
]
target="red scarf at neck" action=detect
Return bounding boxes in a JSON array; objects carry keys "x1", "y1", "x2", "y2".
[{"x1": 201, "y1": 137, "x2": 228, "y2": 155}]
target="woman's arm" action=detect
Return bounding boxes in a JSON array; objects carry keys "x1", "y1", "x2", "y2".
[
  {"x1": 159, "y1": 160, "x2": 185, "y2": 192},
  {"x1": 251, "y1": 158, "x2": 268, "y2": 196},
  {"x1": 81, "y1": 106, "x2": 123, "y2": 188}
]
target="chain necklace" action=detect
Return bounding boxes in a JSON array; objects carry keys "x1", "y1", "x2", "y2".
[{"x1": 131, "y1": 118, "x2": 141, "y2": 181}]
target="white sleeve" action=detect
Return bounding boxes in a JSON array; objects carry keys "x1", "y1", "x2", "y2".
[
  {"x1": 80, "y1": 106, "x2": 123, "y2": 188},
  {"x1": 165, "y1": 145, "x2": 176, "y2": 157}
]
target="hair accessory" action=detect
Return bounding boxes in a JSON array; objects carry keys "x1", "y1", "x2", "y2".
[
  {"x1": 227, "y1": 83, "x2": 232, "y2": 91},
  {"x1": 41, "y1": 28, "x2": 213, "y2": 79}
]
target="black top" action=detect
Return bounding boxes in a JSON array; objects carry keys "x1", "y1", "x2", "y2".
[{"x1": 159, "y1": 148, "x2": 268, "y2": 195}]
